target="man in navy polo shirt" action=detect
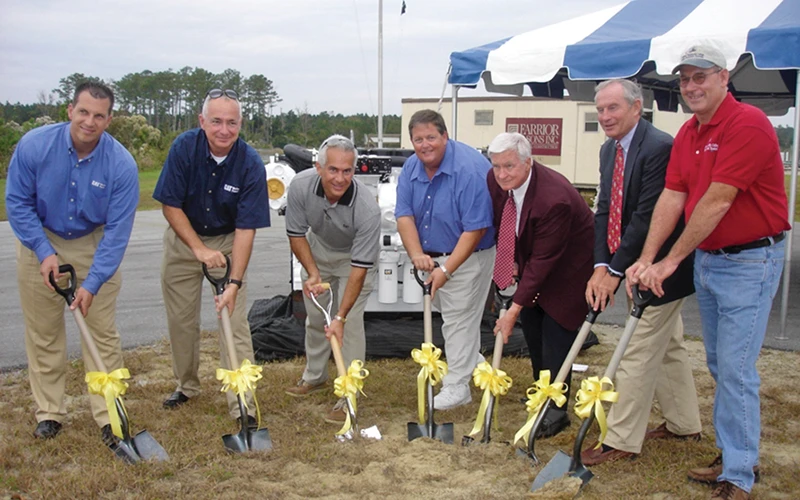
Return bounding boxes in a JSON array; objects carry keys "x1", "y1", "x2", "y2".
[
  {"x1": 153, "y1": 89, "x2": 270, "y2": 427},
  {"x1": 395, "y1": 109, "x2": 496, "y2": 410}
]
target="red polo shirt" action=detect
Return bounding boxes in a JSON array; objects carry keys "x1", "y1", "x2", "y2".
[{"x1": 665, "y1": 93, "x2": 790, "y2": 250}]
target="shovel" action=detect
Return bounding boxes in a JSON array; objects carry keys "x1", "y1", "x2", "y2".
[
  {"x1": 462, "y1": 283, "x2": 515, "y2": 445},
  {"x1": 50, "y1": 264, "x2": 169, "y2": 464},
  {"x1": 516, "y1": 306, "x2": 602, "y2": 464},
  {"x1": 530, "y1": 286, "x2": 654, "y2": 493},
  {"x1": 203, "y1": 257, "x2": 273, "y2": 453},
  {"x1": 406, "y1": 264, "x2": 454, "y2": 444}
]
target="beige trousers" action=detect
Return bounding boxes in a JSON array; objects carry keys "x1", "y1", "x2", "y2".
[
  {"x1": 301, "y1": 233, "x2": 376, "y2": 385},
  {"x1": 17, "y1": 228, "x2": 124, "y2": 428},
  {"x1": 604, "y1": 297, "x2": 702, "y2": 453},
  {"x1": 161, "y1": 227, "x2": 255, "y2": 418}
]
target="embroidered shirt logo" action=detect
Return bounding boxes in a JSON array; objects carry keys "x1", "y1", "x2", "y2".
[
  {"x1": 91, "y1": 180, "x2": 106, "y2": 189},
  {"x1": 704, "y1": 141, "x2": 719, "y2": 152},
  {"x1": 223, "y1": 184, "x2": 240, "y2": 193}
]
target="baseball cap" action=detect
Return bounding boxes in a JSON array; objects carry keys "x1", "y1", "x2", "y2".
[{"x1": 672, "y1": 44, "x2": 727, "y2": 74}]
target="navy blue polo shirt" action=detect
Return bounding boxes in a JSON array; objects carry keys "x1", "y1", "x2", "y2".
[{"x1": 154, "y1": 128, "x2": 270, "y2": 236}]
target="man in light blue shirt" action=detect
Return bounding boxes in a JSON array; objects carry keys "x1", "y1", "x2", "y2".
[
  {"x1": 395, "y1": 109, "x2": 496, "y2": 410},
  {"x1": 6, "y1": 81, "x2": 139, "y2": 446}
]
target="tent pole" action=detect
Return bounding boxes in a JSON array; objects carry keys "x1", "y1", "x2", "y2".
[
  {"x1": 451, "y1": 85, "x2": 460, "y2": 140},
  {"x1": 778, "y1": 69, "x2": 800, "y2": 341}
]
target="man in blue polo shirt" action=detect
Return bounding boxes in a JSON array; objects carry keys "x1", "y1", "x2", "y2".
[
  {"x1": 395, "y1": 109, "x2": 496, "y2": 410},
  {"x1": 153, "y1": 89, "x2": 270, "y2": 427},
  {"x1": 6, "y1": 81, "x2": 139, "y2": 446}
]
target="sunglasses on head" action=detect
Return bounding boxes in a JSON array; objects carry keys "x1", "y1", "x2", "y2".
[{"x1": 206, "y1": 89, "x2": 239, "y2": 100}]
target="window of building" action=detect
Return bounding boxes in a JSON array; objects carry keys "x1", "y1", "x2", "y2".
[
  {"x1": 584, "y1": 112, "x2": 599, "y2": 132},
  {"x1": 475, "y1": 110, "x2": 494, "y2": 126}
]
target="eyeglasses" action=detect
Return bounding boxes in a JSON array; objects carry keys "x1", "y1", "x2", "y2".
[
  {"x1": 679, "y1": 69, "x2": 722, "y2": 88},
  {"x1": 206, "y1": 88, "x2": 239, "y2": 100}
]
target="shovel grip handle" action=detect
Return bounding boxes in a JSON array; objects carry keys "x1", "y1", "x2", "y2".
[
  {"x1": 413, "y1": 262, "x2": 439, "y2": 294},
  {"x1": 202, "y1": 255, "x2": 232, "y2": 296},
  {"x1": 49, "y1": 264, "x2": 77, "y2": 304}
]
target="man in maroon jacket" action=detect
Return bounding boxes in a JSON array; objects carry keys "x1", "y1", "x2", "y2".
[{"x1": 488, "y1": 132, "x2": 594, "y2": 437}]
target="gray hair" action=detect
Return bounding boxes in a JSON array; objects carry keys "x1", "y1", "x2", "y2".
[
  {"x1": 201, "y1": 95, "x2": 242, "y2": 120},
  {"x1": 318, "y1": 134, "x2": 358, "y2": 168},
  {"x1": 488, "y1": 132, "x2": 532, "y2": 163},
  {"x1": 594, "y1": 79, "x2": 643, "y2": 110}
]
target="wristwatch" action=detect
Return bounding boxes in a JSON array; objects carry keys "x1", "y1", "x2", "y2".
[
  {"x1": 227, "y1": 279, "x2": 243, "y2": 288},
  {"x1": 334, "y1": 314, "x2": 347, "y2": 324},
  {"x1": 607, "y1": 268, "x2": 624, "y2": 279},
  {"x1": 439, "y1": 264, "x2": 453, "y2": 280}
]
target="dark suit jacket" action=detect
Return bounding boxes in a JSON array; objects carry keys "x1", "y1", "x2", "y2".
[
  {"x1": 488, "y1": 162, "x2": 594, "y2": 332},
  {"x1": 594, "y1": 118, "x2": 694, "y2": 305}
]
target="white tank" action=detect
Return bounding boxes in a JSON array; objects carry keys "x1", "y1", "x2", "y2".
[
  {"x1": 402, "y1": 260, "x2": 423, "y2": 304},
  {"x1": 378, "y1": 251, "x2": 400, "y2": 303}
]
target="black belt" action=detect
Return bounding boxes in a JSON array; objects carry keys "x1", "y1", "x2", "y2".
[
  {"x1": 427, "y1": 248, "x2": 489, "y2": 258},
  {"x1": 707, "y1": 232, "x2": 785, "y2": 255}
]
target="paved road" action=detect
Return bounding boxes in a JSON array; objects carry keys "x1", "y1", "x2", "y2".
[{"x1": 1, "y1": 212, "x2": 798, "y2": 371}]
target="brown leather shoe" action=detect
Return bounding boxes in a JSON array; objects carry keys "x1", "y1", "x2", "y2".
[
  {"x1": 710, "y1": 481, "x2": 750, "y2": 500},
  {"x1": 688, "y1": 454, "x2": 760, "y2": 484},
  {"x1": 580, "y1": 442, "x2": 636, "y2": 465},
  {"x1": 324, "y1": 399, "x2": 347, "y2": 424},
  {"x1": 645, "y1": 422, "x2": 701, "y2": 441},
  {"x1": 285, "y1": 379, "x2": 327, "y2": 397}
]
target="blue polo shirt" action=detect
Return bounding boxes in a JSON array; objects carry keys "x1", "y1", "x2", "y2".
[
  {"x1": 394, "y1": 139, "x2": 495, "y2": 253},
  {"x1": 153, "y1": 128, "x2": 270, "y2": 236},
  {"x1": 5, "y1": 122, "x2": 139, "y2": 295}
]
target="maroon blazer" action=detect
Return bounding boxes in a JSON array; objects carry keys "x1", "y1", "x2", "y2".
[{"x1": 488, "y1": 161, "x2": 594, "y2": 331}]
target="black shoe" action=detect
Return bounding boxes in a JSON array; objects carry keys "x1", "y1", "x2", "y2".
[
  {"x1": 535, "y1": 410, "x2": 570, "y2": 438},
  {"x1": 581, "y1": 330, "x2": 600, "y2": 351},
  {"x1": 33, "y1": 420, "x2": 62, "y2": 440},
  {"x1": 101, "y1": 424, "x2": 120, "y2": 449},
  {"x1": 240, "y1": 415, "x2": 258, "y2": 431},
  {"x1": 163, "y1": 391, "x2": 190, "y2": 409}
]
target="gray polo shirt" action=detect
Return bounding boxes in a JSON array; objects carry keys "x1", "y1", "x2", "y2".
[{"x1": 285, "y1": 169, "x2": 380, "y2": 269}]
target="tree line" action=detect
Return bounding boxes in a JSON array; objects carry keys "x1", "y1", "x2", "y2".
[{"x1": 0, "y1": 67, "x2": 401, "y2": 177}]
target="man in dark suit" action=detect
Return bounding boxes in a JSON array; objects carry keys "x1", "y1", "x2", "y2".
[
  {"x1": 582, "y1": 79, "x2": 701, "y2": 465},
  {"x1": 488, "y1": 132, "x2": 594, "y2": 437}
]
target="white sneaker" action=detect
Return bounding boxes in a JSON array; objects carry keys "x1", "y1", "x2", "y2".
[{"x1": 433, "y1": 384, "x2": 472, "y2": 410}]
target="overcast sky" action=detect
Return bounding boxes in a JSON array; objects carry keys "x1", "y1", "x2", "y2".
[{"x1": 0, "y1": 0, "x2": 795, "y2": 125}]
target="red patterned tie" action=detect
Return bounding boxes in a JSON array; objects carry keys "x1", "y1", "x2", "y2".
[
  {"x1": 494, "y1": 192, "x2": 516, "y2": 289},
  {"x1": 607, "y1": 143, "x2": 624, "y2": 254}
]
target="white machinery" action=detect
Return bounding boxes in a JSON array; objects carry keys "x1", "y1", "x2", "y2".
[{"x1": 265, "y1": 146, "x2": 424, "y2": 313}]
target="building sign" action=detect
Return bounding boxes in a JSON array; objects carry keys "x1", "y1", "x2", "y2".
[{"x1": 505, "y1": 118, "x2": 563, "y2": 156}]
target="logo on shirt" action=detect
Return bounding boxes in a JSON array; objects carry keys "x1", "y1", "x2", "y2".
[
  {"x1": 223, "y1": 184, "x2": 240, "y2": 193},
  {"x1": 704, "y1": 141, "x2": 719, "y2": 152},
  {"x1": 91, "y1": 180, "x2": 106, "y2": 189}
]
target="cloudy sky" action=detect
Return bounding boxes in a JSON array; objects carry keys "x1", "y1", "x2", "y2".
[{"x1": 0, "y1": 0, "x2": 795, "y2": 125}]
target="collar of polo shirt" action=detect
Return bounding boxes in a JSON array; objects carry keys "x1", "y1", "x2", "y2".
[{"x1": 314, "y1": 175, "x2": 357, "y2": 206}]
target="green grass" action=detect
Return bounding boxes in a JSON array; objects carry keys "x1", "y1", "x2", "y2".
[{"x1": 0, "y1": 170, "x2": 163, "y2": 221}]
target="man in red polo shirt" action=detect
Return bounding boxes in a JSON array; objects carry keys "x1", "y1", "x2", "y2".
[{"x1": 627, "y1": 45, "x2": 790, "y2": 500}]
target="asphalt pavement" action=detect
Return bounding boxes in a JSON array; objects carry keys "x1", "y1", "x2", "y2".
[{"x1": 1, "y1": 212, "x2": 798, "y2": 372}]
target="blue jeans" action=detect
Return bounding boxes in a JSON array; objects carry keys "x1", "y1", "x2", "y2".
[{"x1": 694, "y1": 240, "x2": 784, "y2": 492}]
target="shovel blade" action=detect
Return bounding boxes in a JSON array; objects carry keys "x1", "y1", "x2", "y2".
[
  {"x1": 407, "y1": 422, "x2": 454, "y2": 444},
  {"x1": 223, "y1": 427, "x2": 273, "y2": 453},
  {"x1": 112, "y1": 441, "x2": 141, "y2": 464},
  {"x1": 222, "y1": 432, "x2": 249, "y2": 453},
  {"x1": 131, "y1": 430, "x2": 169, "y2": 461},
  {"x1": 515, "y1": 446, "x2": 542, "y2": 465},
  {"x1": 531, "y1": 450, "x2": 572, "y2": 491},
  {"x1": 249, "y1": 429, "x2": 273, "y2": 451}
]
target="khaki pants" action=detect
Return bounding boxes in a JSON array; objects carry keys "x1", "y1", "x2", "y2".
[
  {"x1": 604, "y1": 297, "x2": 702, "y2": 453},
  {"x1": 432, "y1": 247, "x2": 496, "y2": 387},
  {"x1": 301, "y1": 233, "x2": 376, "y2": 385},
  {"x1": 17, "y1": 228, "x2": 124, "y2": 428},
  {"x1": 161, "y1": 227, "x2": 255, "y2": 418}
]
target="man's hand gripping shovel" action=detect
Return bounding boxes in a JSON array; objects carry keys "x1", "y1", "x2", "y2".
[
  {"x1": 530, "y1": 286, "x2": 654, "y2": 494},
  {"x1": 203, "y1": 256, "x2": 273, "y2": 453},
  {"x1": 406, "y1": 264, "x2": 454, "y2": 444},
  {"x1": 462, "y1": 282, "x2": 515, "y2": 446},
  {"x1": 309, "y1": 283, "x2": 381, "y2": 441},
  {"x1": 50, "y1": 264, "x2": 169, "y2": 464}
]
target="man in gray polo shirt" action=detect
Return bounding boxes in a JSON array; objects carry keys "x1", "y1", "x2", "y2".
[{"x1": 284, "y1": 135, "x2": 380, "y2": 423}]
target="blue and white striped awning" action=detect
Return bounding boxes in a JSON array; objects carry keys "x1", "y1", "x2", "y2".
[{"x1": 449, "y1": 0, "x2": 800, "y2": 114}]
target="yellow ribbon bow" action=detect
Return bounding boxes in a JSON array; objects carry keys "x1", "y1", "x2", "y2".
[
  {"x1": 86, "y1": 368, "x2": 131, "y2": 439},
  {"x1": 468, "y1": 361, "x2": 513, "y2": 437},
  {"x1": 333, "y1": 360, "x2": 369, "y2": 435},
  {"x1": 411, "y1": 343, "x2": 448, "y2": 423},
  {"x1": 513, "y1": 370, "x2": 568, "y2": 445},
  {"x1": 574, "y1": 376, "x2": 619, "y2": 449},
  {"x1": 216, "y1": 359, "x2": 264, "y2": 428}
]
